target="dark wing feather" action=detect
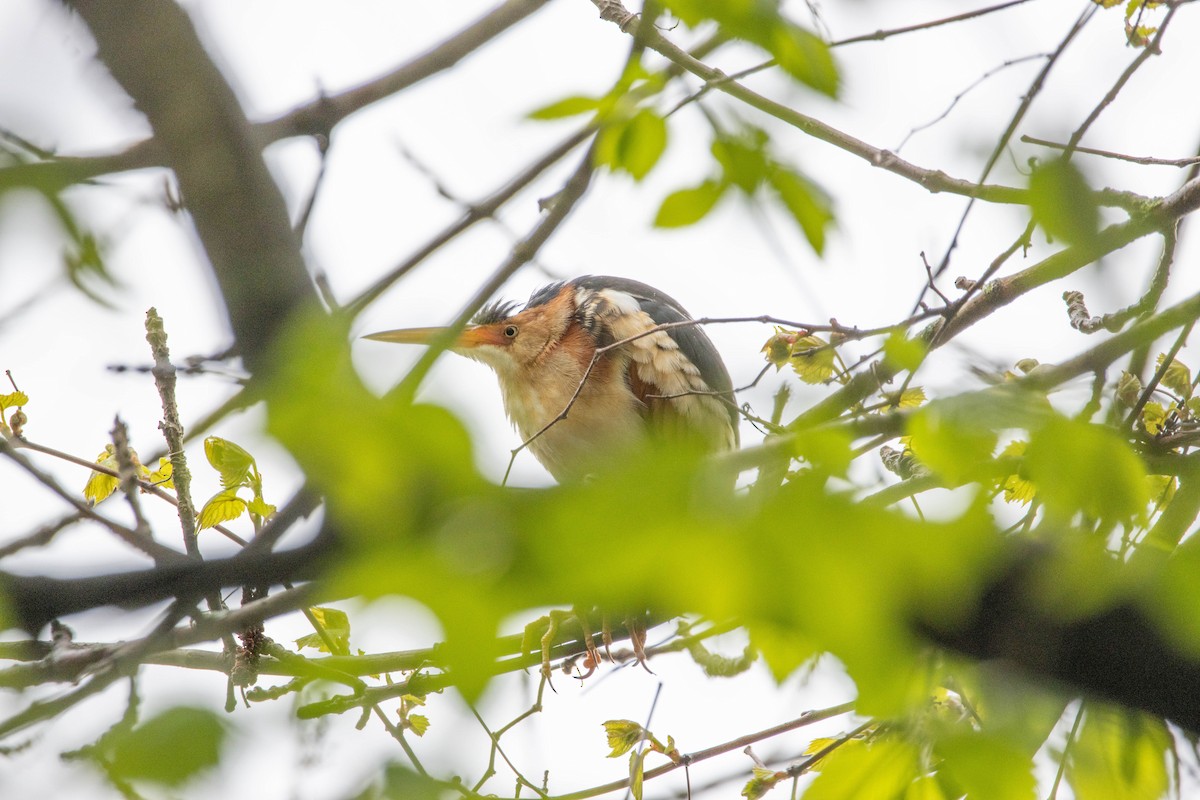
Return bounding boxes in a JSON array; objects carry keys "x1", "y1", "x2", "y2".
[{"x1": 568, "y1": 275, "x2": 738, "y2": 431}]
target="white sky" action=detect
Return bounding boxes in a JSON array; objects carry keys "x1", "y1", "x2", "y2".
[{"x1": 2, "y1": 0, "x2": 1199, "y2": 797}]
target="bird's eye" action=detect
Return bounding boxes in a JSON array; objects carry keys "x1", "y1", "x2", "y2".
[{"x1": 503, "y1": 325, "x2": 519, "y2": 338}]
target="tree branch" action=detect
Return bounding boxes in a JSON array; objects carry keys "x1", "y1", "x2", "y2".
[{"x1": 66, "y1": 0, "x2": 318, "y2": 373}]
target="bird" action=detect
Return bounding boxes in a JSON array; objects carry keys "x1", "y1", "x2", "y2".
[{"x1": 365, "y1": 275, "x2": 739, "y2": 481}]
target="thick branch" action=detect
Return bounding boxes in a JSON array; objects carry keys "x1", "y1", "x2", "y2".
[
  {"x1": 921, "y1": 542, "x2": 1200, "y2": 735},
  {"x1": 66, "y1": 0, "x2": 317, "y2": 373}
]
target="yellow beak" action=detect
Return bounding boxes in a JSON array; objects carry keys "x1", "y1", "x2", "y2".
[{"x1": 363, "y1": 325, "x2": 504, "y2": 350}]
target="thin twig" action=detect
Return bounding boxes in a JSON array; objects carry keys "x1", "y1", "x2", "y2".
[
  {"x1": 1021, "y1": 135, "x2": 1200, "y2": 168},
  {"x1": 391, "y1": 142, "x2": 600, "y2": 404},
  {"x1": 0, "y1": 438, "x2": 187, "y2": 564}
]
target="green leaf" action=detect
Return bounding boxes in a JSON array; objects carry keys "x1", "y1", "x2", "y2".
[
  {"x1": 747, "y1": 621, "x2": 819, "y2": 682},
  {"x1": 358, "y1": 764, "x2": 443, "y2": 800},
  {"x1": 806, "y1": 738, "x2": 921, "y2": 800},
  {"x1": 661, "y1": 0, "x2": 838, "y2": 96},
  {"x1": 1115, "y1": 371, "x2": 1143, "y2": 407},
  {"x1": 203, "y1": 435, "x2": 256, "y2": 488},
  {"x1": 997, "y1": 440, "x2": 1035, "y2": 505},
  {"x1": 0, "y1": 390, "x2": 28, "y2": 410},
  {"x1": 604, "y1": 720, "x2": 647, "y2": 758},
  {"x1": 295, "y1": 606, "x2": 352, "y2": 653},
  {"x1": 247, "y1": 496, "x2": 276, "y2": 518},
  {"x1": 407, "y1": 714, "x2": 430, "y2": 737},
  {"x1": 907, "y1": 405, "x2": 998, "y2": 486},
  {"x1": 144, "y1": 457, "x2": 174, "y2": 489},
  {"x1": 883, "y1": 330, "x2": 927, "y2": 373},
  {"x1": 198, "y1": 488, "x2": 247, "y2": 529},
  {"x1": 106, "y1": 707, "x2": 226, "y2": 787},
  {"x1": 791, "y1": 426, "x2": 854, "y2": 477},
  {"x1": 1155, "y1": 353, "x2": 1192, "y2": 397},
  {"x1": 655, "y1": 180, "x2": 725, "y2": 227},
  {"x1": 767, "y1": 166, "x2": 833, "y2": 254},
  {"x1": 742, "y1": 766, "x2": 786, "y2": 799},
  {"x1": 906, "y1": 386, "x2": 1054, "y2": 485},
  {"x1": 1140, "y1": 401, "x2": 1167, "y2": 435},
  {"x1": 767, "y1": 22, "x2": 839, "y2": 97},
  {"x1": 712, "y1": 129, "x2": 769, "y2": 192},
  {"x1": 935, "y1": 731, "x2": 1036, "y2": 800},
  {"x1": 1025, "y1": 416, "x2": 1148, "y2": 523},
  {"x1": 787, "y1": 334, "x2": 836, "y2": 384},
  {"x1": 83, "y1": 445, "x2": 120, "y2": 506},
  {"x1": 527, "y1": 94, "x2": 600, "y2": 120},
  {"x1": 618, "y1": 108, "x2": 668, "y2": 180},
  {"x1": 1028, "y1": 158, "x2": 1100, "y2": 246},
  {"x1": 1067, "y1": 710, "x2": 1169, "y2": 800}
]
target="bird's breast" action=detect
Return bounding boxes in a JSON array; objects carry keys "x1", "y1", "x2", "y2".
[{"x1": 495, "y1": 349, "x2": 645, "y2": 482}]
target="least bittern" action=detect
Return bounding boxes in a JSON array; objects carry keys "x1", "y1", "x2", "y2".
[{"x1": 366, "y1": 275, "x2": 738, "y2": 481}]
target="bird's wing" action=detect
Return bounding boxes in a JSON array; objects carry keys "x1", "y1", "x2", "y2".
[{"x1": 570, "y1": 276, "x2": 739, "y2": 450}]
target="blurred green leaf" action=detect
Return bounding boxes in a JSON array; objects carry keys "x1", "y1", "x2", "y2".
[
  {"x1": 806, "y1": 738, "x2": 920, "y2": 799},
  {"x1": 107, "y1": 707, "x2": 226, "y2": 787},
  {"x1": 791, "y1": 426, "x2": 853, "y2": 477},
  {"x1": 936, "y1": 731, "x2": 1036, "y2": 800},
  {"x1": 247, "y1": 495, "x2": 276, "y2": 518},
  {"x1": 596, "y1": 107, "x2": 668, "y2": 181},
  {"x1": 1067, "y1": 710, "x2": 1169, "y2": 800},
  {"x1": 661, "y1": 0, "x2": 838, "y2": 96},
  {"x1": 1029, "y1": 158, "x2": 1100, "y2": 246},
  {"x1": 907, "y1": 405, "x2": 998, "y2": 485},
  {"x1": 1026, "y1": 416, "x2": 1148, "y2": 523},
  {"x1": 767, "y1": 166, "x2": 833, "y2": 254},
  {"x1": 712, "y1": 129, "x2": 769, "y2": 192},
  {"x1": 655, "y1": 180, "x2": 725, "y2": 227},
  {"x1": 527, "y1": 94, "x2": 600, "y2": 120},
  {"x1": 351, "y1": 764, "x2": 443, "y2": 800},
  {"x1": 883, "y1": 330, "x2": 927, "y2": 373}
]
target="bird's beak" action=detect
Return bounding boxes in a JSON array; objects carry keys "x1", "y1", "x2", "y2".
[{"x1": 362, "y1": 325, "x2": 504, "y2": 350}]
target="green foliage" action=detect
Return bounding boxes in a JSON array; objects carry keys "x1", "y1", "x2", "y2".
[
  {"x1": 602, "y1": 720, "x2": 679, "y2": 800},
  {"x1": 82, "y1": 444, "x2": 121, "y2": 505},
  {"x1": 657, "y1": 125, "x2": 833, "y2": 253},
  {"x1": 1026, "y1": 416, "x2": 1149, "y2": 524},
  {"x1": 198, "y1": 436, "x2": 276, "y2": 530},
  {"x1": 907, "y1": 404, "x2": 999, "y2": 486},
  {"x1": 805, "y1": 737, "x2": 921, "y2": 799},
  {"x1": 1066, "y1": 710, "x2": 1171, "y2": 800},
  {"x1": 766, "y1": 166, "x2": 833, "y2": 254},
  {"x1": 1155, "y1": 353, "x2": 1192, "y2": 397},
  {"x1": 883, "y1": 330, "x2": 927, "y2": 373},
  {"x1": 660, "y1": 0, "x2": 839, "y2": 96},
  {"x1": 1028, "y1": 158, "x2": 1100, "y2": 246},
  {"x1": 104, "y1": 707, "x2": 227, "y2": 787},
  {"x1": 742, "y1": 765, "x2": 787, "y2": 799},
  {"x1": 655, "y1": 179, "x2": 726, "y2": 227},
  {"x1": 295, "y1": 606, "x2": 352, "y2": 654},
  {"x1": 527, "y1": 94, "x2": 601, "y2": 120},
  {"x1": 685, "y1": 634, "x2": 756, "y2": 677},
  {"x1": 762, "y1": 329, "x2": 838, "y2": 383},
  {"x1": 935, "y1": 731, "x2": 1036, "y2": 800},
  {"x1": 350, "y1": 764, "x2": 443, "y2": 800},
  {"x1": 81, "y1": 445, "x2": 174, "y2": 505},
  {"x1": 595, "y1": 107, "x2": 668, "y2": 181}
]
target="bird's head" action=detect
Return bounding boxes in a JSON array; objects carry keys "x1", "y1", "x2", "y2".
[{"x1": 363, "y1": 285, "x2": 578, "y2": 378}]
